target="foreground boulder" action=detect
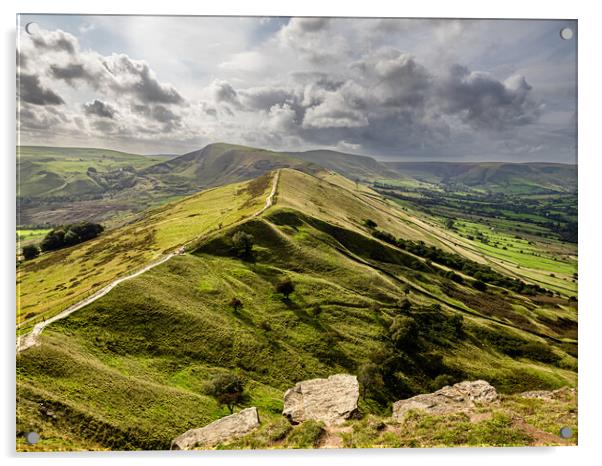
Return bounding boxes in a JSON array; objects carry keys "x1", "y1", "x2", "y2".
[
  {"x1": 392, "y1": 380, "x2": 498, "y2": 420},
  {"x1": 283, "y1": 374, "x2": 359, "y2": 425},
  {"x1": 171, "y1": 407, "x2": 260, "y2": 450}
]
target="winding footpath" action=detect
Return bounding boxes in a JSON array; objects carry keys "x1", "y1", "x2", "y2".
[{"x1": 17, "y1": 171, "x2": 280, "y2": 354}]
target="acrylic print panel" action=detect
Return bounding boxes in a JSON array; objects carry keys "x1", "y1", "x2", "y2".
[{"x1": 16, "y1": 15, "x2": 577, "y2": 451}]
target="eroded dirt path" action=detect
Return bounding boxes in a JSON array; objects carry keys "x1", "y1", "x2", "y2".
[{"x1": 17, "y1": 171, "x2": 280, "y2": 353}]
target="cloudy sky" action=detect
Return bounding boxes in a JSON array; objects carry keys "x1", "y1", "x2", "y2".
[{"x1": 17, "y1": 15, "x2": 576, "y2": 162}]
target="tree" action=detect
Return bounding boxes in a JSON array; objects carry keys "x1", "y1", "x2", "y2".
[
  {"x1": 357, "y1": 362, "x2": 384, "y2": 400},
  {"x1": 22, "y1": 245, "x2": 40, "y2": 260},
  {"x1": 40, "y1": 229, "x2": 65, "y2": 251},
  {"x1": 363, "y1": 219, "x2": 378, "y2": 229},
  {"x1": 389, "y1": 315, "x2": 418, "y2": 351},
  {"x1": 232, "y1": 231, "x2": 254, "y2": 258},
  {"x1": 472, "y1": 280, "x2": 488, "y2": 292},
  {"x1": 204, "y1": 374, "x2": 246, "y2": 414},
  {"x1": 276, "y1": 277, "x2": 295, "y2": 299},
  {"x1": 396, "y1": 298, "x2": 412, "y2": 313},
  {"x1": 229, "y1": 297, "x2": 243, "y2": 312}
]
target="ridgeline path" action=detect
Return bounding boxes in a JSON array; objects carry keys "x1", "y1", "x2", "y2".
[{"x1": 17, "y1": 170, "x2": 280, "y2": 354}]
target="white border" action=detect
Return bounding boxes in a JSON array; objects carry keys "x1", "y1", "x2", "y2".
[{"x1": 2, "y1": 1, "x2": 601, "y2": 465}]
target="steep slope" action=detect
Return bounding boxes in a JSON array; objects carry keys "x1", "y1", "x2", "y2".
[
  {"x1": 384, "y1": 161, "x2": 577, "y2": 194},
  {"x1": 17, "y1": 172, "x2": 276, "y2": 328},
  {"x1": 17, "y1": 168, "x2": 576, "y2": 451}
]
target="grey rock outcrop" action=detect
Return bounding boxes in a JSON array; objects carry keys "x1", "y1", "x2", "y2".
[
  {"x1": 171, "y1": 407, "x2": 260, "y2": 450},
  {"x1": 519, "y1": 386, "x2": 575, "y2": 401},
  {"x1": 283, "y1": 374, "x2": 359, "y2": 426},
  {"x1": 392, "y1": 380, "x2": 498, "y2": 420}
]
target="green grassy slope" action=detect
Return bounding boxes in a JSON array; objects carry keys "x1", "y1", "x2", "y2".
[
  {"x1": 16, "y1": 173, "x2": 275, "y2": 328},
  {"x1": 17, "y1": 146, "x2": 168, "y2": 198},
  {"x1": 17, "y1": 169, "x2": 576, "y2": 451}
]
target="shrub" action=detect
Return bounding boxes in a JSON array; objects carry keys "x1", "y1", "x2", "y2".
[
  {"x1": 285, "y1": 420, "x2": 325, "y2": 448},
  {"x1": 309, "y1": 304, "x2": 322, "y2": 317},
  {"x1": 204, "y1": 374, "x2": 246, "y2": 414},
  {"x1": 389, "y1": 316, "x2": 418, "y2": 351},
  {"x1": 363, "y1": 219, "x2": 378, "y2": 229},
  {"x1": 231, "y1": 231, "x2": 254, "y2": 258},
  {"x1": 229, "y1": 297, "x2": 243, "y2": 312},
  {"x1": 22, "y1": 244, "x2": 40, "y2": 260},
  {"x1": 276, "y1": 277, "x2": 295, "y2": 299},
  {"x1": 357, "y1": 362, "x2": 384, "y2": 400},
  {"x1": 472, "y1": 280, "x2": 488, "y2": 292}
]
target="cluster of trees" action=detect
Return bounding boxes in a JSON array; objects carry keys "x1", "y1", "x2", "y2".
[
  {"x1": 359, "y1": 302, "x2": 466, "y2": 401},
  {"x1": 40, "y1": 222, "x2": 104, "y2": 252},
  {"x1": 21, "y1": 221, "x2": 104, "y2": 260},
  {"x1": 369, "y1": 225, "x2": 548, "y2": 295}
]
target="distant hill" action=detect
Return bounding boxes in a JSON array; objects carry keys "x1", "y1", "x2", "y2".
[
  {"x1": 17, "y1": 143, "x2": 577, "y2": 226},
  {"x1": 142, "y1": 142, "x2": 322, "y2": 191},
  {"x1": 17, "y1": 146, "x2": 168, "y2": 199},
  {"x1": 287, "y1": 149, "x2": 398, "y2": 180},
  {"x1": 384, "y1": 161, "x2": 577, "y2": 194}
]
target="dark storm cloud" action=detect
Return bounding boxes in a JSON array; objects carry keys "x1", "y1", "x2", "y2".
[
  {"x1": 83, "y1": 99, "x2": 116, "y2": 119},
  {"x1": 50, "y1": 63, "x2": 88, "y2": 84},
  {"x1": 21, "y1": 29, "x2": 186, "y2": 107},
  {"x1": 150, "y1": 105, "x2": 180, "y2": 123},
  {"x1": 291, "y1": 17, "x2": 330, "y2": 32},
  {"x1": 211, "y1": 80, "x2": 242, "y2": 108},
  {"x1": 18, "y1": 73, "x2": 64, "y2": 105},
  {"x1": 17, "y1": 103, "x2": 71, "y2": 135},
  {"x1": 437, "y1": 65, "x2": 541, "y2": 131},
  {"x1": 351, "y1": 50, "x2": 432, "y2": 108},
  {"x1": 102, "y1": 54, "x2": 184, "y2": 104}
]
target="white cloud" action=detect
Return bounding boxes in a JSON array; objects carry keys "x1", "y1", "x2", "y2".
[{"x1": 16, "y1": 16, "x2": 577, "y2": 161}]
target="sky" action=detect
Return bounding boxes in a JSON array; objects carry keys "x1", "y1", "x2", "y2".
[{"x1": 16, "y1": 15, "x2": 577, "y2": 162}]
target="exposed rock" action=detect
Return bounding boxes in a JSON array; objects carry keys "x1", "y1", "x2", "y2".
[
  {"x1": 519, "y1": 387, "x2": 576, "y2": 401},
  {"x1": 283, "y1": 374, "x2": 359, "y2": 426},
  {"x1": 392, "y1": 380, "x2": 498, "y2": 420},
  {"x1": 171, "y1": 407, "x2": 260, "y2": 450}
]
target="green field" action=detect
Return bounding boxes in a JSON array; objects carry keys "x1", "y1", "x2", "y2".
[
  {"x1": 17, "y1": 168, "x2": 577, "y2": 451},
  {"x1": 17, "y1": 146, "x2": 168, "y2": 198},
  {"x1": 17, "y1": 228, "x2": 51, "y2": 244}
]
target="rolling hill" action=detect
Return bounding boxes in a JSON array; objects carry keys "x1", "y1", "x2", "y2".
[
  {"x1": 384, "y1": 161, "x2": 577, "y2": 194},
  {"x1": 287, "y1": 149, "x2": 398, "y2": 181},
  {"x1": 17, "y1": 146, "x2": 169, "y2": 199},
  {"x1": 17, "y1": 143, "x2": 577, "y2": 227},
  {"x1": 17, "y1": 168, "x2": 577, "y2": 451}
]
